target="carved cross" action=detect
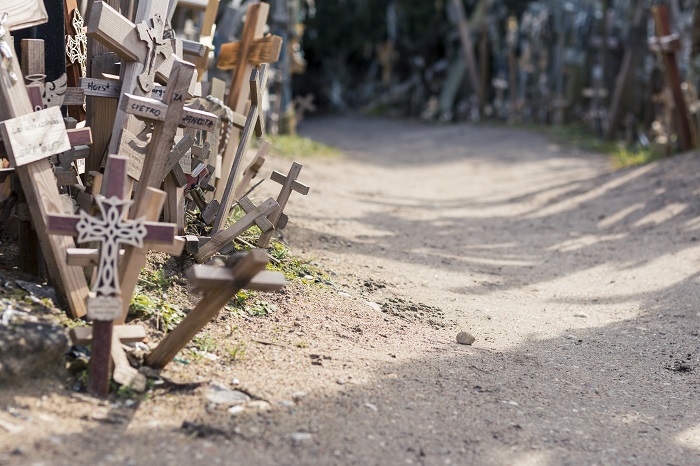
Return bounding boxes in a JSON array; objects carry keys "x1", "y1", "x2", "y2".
[
  {"x1": 46, "y1": 155, "x2": 179, "y2": 396},
  {"x1": 211, "y1": 65, "x2": 268, "y2": 235},
  {"x1": 65, "y1": 7, "x2": 87, "y2": 79},
  {"x1": 135, "y1": 14, "x2": 172, "y2": 93}
]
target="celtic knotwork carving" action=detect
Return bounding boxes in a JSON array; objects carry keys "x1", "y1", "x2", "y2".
[
  {"x1": 76, "y1": 195, "x2": 147, "y2": 297},
  {"x1": 65, "y1": 9, "x2": 87, "y2": 78}
]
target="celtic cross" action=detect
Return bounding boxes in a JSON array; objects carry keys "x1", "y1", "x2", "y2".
[{"x1": 65, "y1": 8, "x2": 87, "y2": 78}]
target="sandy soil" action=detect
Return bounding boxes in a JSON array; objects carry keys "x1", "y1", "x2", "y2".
[{"x1": 1, "y1": 116, "x2": 700, "y2": 465}]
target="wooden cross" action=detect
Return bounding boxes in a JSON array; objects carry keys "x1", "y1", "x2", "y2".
[
  {"x1": 234, "y1": 140, "x2": 268, "y2": 199},
  {"x1": 650, "y1": 3, "x2": 695, "y2": 151},
  {"x1": 293, "y1": 94, "x2": 316, "y2": 123},
  {"x1": 195, "y1": 196, "x2": 278, "y2": 263},
  {"x1": 146, "y1": 249, "x2": 285, "y2": 368},
  {"x1": 64, "y1": 0, "x2": 87, "y2": 120},
  {"x1": 214, "y1": 2, "x2": 281, "y2": 200},
  {"x1": 0, "y1": 10, "x2": 89, "y2": 317},
  {"x1": 87, "y1": 0, "x2": 200, "y2": 162},
  {"x1": 257, "y1": 162, "x2": 309, "y2": 248},
  {"x1": 117, "y1": 57, "x2": 218, "y2": 206},
  {"x1": 47, "y1": 155, "x2": 178, "y2": 396},
  {"x1": 211, "y1": 65, "x2": 268, "y2": 234}
]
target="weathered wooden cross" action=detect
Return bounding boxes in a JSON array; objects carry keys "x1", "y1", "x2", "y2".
[
  {"x1": 47, "y1": 155, "x2": 179, "y2": 396},
  {"x1": 146, "y1": 249, "x2": 285, "y2": 368},
  {"x1": 257, "y1": 162, "x2": 309, "y2": 248},
  {"x1": 233, "y1": 140, "x2": 268, "y2": 199},
  {"x1": 211, "y1": 65, "x2": 268, "y2": 234},
  {"x1": 214, "y1": 1, "x2": 281, "y2": 200},
  {"x1": 194, "y1": 196, "x2": 278, "y2": 263}
]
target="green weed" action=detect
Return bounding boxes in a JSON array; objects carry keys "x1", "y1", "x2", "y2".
[
  {"x1": 257, "y1": 135, "x2": 341, "y2": 159},
  {"x1": 129, "y1": 291, "x2": 184, "y2": 332},
  {"x1": 192, "y1": 334, "x2": 217, "y2": 353},
  {"x1": 227, "y1": 342, "x2": 246, "y2": 361}
]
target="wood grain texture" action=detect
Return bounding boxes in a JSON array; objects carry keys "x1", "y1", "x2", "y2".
[
  {"x1": 145, "y1": 250, "x2": 275, "y2": 368},
  {"x1": 195, "y1": 197, "x2": 277, "y2": 263},
  {"x1": 1, "y1": 0, "x2": 48, "y2": 31},
  {"x1": 0, "y1": 35, "x2": 88, "y2": 318},
  {"x1": 70, "y1": 324, "x2": 146, "y2": 345}
]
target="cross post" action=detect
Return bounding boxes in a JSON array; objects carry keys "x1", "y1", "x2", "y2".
[{"x1": 233, "y1": 140, "x2": 268, "y2": 199}]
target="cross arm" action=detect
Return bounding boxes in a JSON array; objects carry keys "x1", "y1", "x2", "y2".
[
  {"x1": 217, "y1": 35, "x2": 283, "y2": 70},
  {"x1": 87, "y1": 1, "x2": 144, "y2": 63},
  {"x1": 187, "y1": 267, "x2": 285, "y2": 291},
  {"x1": 119, "y1": 94, "x2": 219, "y2": 132},
  {"x1": 270, "y1": 170, "x2": 310, "y2": 195},
  {"x1": 47, "y1": 214, "x2": 177, "y2": 244}
]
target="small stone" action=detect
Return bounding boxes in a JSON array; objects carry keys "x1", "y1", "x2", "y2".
[
  {"x1": 573, "y1": 312, "x2": 589, "y2": 318},
  {"x1": 456, "y1": 331, "x2": 475, "y2": 345},
  {"x1": 338, "y1": 292, "x2": 352, "y2": 298},
  {"x1": 291, "y1": 391, "x2": 307, "y2": 401},
  {"x1": 247, "y1": 400, "x2": 271, "y2": 411},
  {"x1": 206, "y1": 383, "x2": 250, "y2": 405},
  {"x1": 228, "y1": 405, "x2": 245, "y2": 415},
  {"x1": 366, "y1": 301, "x2": 381, "y2": 312},
  {"x1": 303, "y1": 275, "x2": 314, "y2": 280},
  {"x1": 290, "y1": 432, "x2": 313, "y2": 445},
  {"x1": 364, "y1": 402, "x2": 378, "y2": 411},
  {"x1": 336, "y1": 379, "x2": 346, "y2": 385}
]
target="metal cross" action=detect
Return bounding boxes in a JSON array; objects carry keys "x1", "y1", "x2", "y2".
[
  {"x1": 65, "y1": 8, "x2": 87, "y2": 78},
  {"x1": 76, "y1": 195, "x2": 147, "y2": 298},
  {"x1": 135, "y1": 14, "x2": 173, "y2": 93}
]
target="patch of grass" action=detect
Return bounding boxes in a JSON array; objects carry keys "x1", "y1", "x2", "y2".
[
  {"x1": 129, "y1": 291, "x2": 184, "y2": 332},
  {"x1": 548, "y1": 124, "x2": 662, "y2": 168},
  {"x1": 267, "y1": 241, "x2": 327, "y2": 282},
  {"x1": 192, "y1": 334, "x2": 217, "y2": 353},
  {"x1": 245, "y1": 299, "x2": 278, "y2": 317},
  {"x1": 258, "y1": 134, "x2": 341, "y2": 159},
  {"x1": 138, "y1": 269, "x2": 173, "y2": 292},
  {"x1": 227, "y1": 342, "x2": 246, "y2": 361}
]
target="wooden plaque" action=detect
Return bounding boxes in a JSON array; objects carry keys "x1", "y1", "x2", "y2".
[
  {"x1": 0, "y1": 107, "x2": 70, "y2": 167},
  {"x1": 87, "y1": 295, "x2": 123, "y2": 321}
]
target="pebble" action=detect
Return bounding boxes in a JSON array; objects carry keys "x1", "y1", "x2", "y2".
[
  {"x1": 247, "y1": 400, "x2": 271, "y2": 411},
  {"x1": 303, "y1": 275, "x2": 314, "y2": 280},
  {"x1": 573, "y1": 312, "x2": 589, "y2": 318},
  {"x1": 206, "y1": 383, "x2": 250, "y2": 405},
  {"x1": 364, "y1": 403, "x2": 378, "y2": 411},
  {"x1": 366, "y1": 301, "x2": 381, "y2": 312},
  {"x1": 338, "y1": 292, "x2": 352, "y2": 298},
  {"x1": 228, "y1": 406, "x2": 245, "y2": 415},
  {"x1": 456, "y1": 331, "x2": 476, "y2": 345},
  {"x1": 290, "y1": 432, "x2": 313, "y2": 445},
  {"x1": 337, "y1": 379, "x2": 346, "y2": 385}
]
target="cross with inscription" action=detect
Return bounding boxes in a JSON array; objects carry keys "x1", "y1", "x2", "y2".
[{"x1": 47, "y1": 155, "x2": 179, "y2": 396}]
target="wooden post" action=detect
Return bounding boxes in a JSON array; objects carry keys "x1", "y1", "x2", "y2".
[
  {"x1": 146, "y1": 249, "x2": 285, "y2": 368},
  {"x1": 64, "y1": 0, "x2": 87, "y2": 120},
  {"x1": 214, "y1": 2, "x2": 282, "y2": 200},
  {"x1": 46, "y1": 155, "x2": 178, "y2": 396},
  {"x1": 0, "y1": 13, "x2": 89, "y2": 318},
  {"x1": 651, "y1": 3, "x2": 695, "y2": 151},
  {"x1": 211, "y1": 65, "x2": 268, "y2": 234},
  {"x1": 256, "y1": 162, "x2": 309, "y2": 248},
  {"x1": 450, "y1": 0, "x2": 482, "y2": 113}
]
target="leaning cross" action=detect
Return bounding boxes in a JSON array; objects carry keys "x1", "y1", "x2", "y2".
[
  {"x1": 0, "y1": 11, "x2": 88, "y2": 318},
  {"x1": 211, "y1": 65, "x2": 268, "y2": 234},
  {"x1": 214, "y1": 1, "x2": 281, "y2": 200},
  {"x1": 233, "y1": 140, "x2": 268, "y2": 199},
  {"x1": 146, "y1": 250, "x2": 285, "y2": 368},
  {"x1": 47, "y1": 155, "x2": 178, "y2": 396},
  {"x1": 257, "y1": 162, "x2": 310, "y2": 248}
]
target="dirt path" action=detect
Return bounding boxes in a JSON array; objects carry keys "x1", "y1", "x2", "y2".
[{"x1": 2, "y1": 116, "x2": 700, "y2": 465}]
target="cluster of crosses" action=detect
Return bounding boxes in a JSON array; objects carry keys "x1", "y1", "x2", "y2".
[{"x1": 0, "y1": 0, "x2": 308, "y2": 397}]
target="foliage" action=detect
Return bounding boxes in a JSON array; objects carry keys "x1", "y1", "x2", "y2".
[
  {"x1": 129, "y1": 291, "x2": 184, "y2": 332},
  {"x1": 257, "y1": 135, "x2": 341, "y2": 159},
  {"x1": 227, "y1": 342, "x2": 246, "y2": 361},
  {"x1": 192, "y1": 334, "x2": 217, "y2": 353}
]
